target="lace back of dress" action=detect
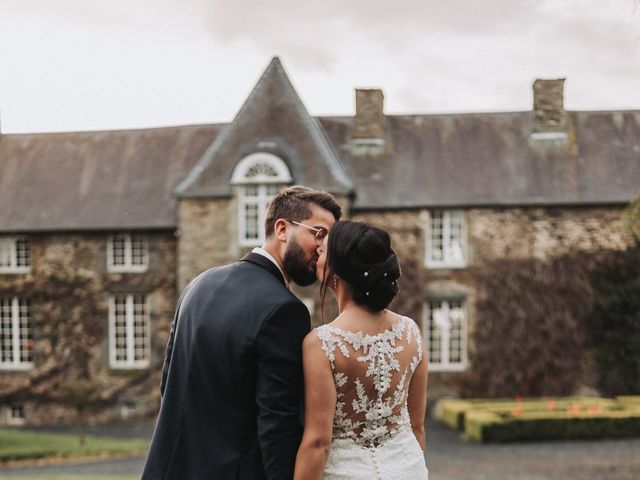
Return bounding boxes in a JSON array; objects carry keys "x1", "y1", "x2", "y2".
[{"x1": 316, "y1": 316, "x2": 423, "y2": 447}]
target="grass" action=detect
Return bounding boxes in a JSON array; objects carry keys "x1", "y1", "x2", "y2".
[{"x1": 0, "y1": 428, "x2": 149, "y2": 463}]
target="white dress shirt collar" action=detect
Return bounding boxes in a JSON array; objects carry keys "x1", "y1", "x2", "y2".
[{"x1": 251, "y1": 247, "x2": 290, "y2": 289}]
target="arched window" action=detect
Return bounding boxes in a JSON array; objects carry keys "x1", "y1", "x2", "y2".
[{"x1": 231, "y1": 153, "x2": 292, "y2": 246}]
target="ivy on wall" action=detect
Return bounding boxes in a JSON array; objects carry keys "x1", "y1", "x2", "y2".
[
  {"x1": 460, "y1": 197, "x2": 640, "y2": 398},
  {"x1": 0, "y1": 263, "x2": 174, "y2": 422},
  {"x1": 460, "y1": 255, "x2": 594, "y2": 398}
]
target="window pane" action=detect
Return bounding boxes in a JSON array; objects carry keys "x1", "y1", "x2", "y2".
[
  {"x1": 0, "y1": 298, "x2": 12, "y2": 362},
  {"x1": 430, "y1": 212, "x2": 444, "y2": 261},
  {"x1": 114, "y1": 296, "x2": 128, "y2": 362},
  {"x1": 0, "y1": 298, "x2": 32, "y2": 365},
  {"x1": 428, "y1": 210, "x2": 466, "y2": 266},
  {"x1": 245, "y1": 204, "x2": 260, "y2": 240},
  {"x1": 133, "y1": 297, "x2": 149, "y2": 362},
  {"x1": 245, "y1": 162, "x2": 279, "y2": 178},
  {"x1": 244, "y1": 185, "x2": 258, "y2": 197},
  {"x1": 111, "y1": 235, "x2": 127, "y2": 266},
  {"x1": 18, "y1": 299, "x2": 32, "y2": 363},
  {"x1": 0, "y1": 240, "x2": 13, "y2": 268},
  {"x1": 130, "y1": 235, "x2": 147, "y2": 266},
  {"x1": 111, "y1": 295, "x2": 149, "y2": 367},
  {"x1": 427, "y1": 302, "x2": 442, "y2": 363},
  {"x1": 266, "y1": 184, "x2": 279, "y2": 195},
  {"x1": 10, "y1": 405, "x2": 25, "y2": 419},
  {"x1": 448, "y1": 302, "x2": 464, "y2": 363},
  {"x1": 15, "y1": 239, "x2": 31, "y2": 268}
]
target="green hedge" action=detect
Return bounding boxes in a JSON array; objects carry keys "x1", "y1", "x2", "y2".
[
  {"x1": 466, "y1": 410, "x2": 640, "y2": 442},
  {"x1": 438, "y1": 397, "x2": 618, "y2": 431},
  {"x1": 438, "y1": 396, "x2": 640, "y2": 442}
]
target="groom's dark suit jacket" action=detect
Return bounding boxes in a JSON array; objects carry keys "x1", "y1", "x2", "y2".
[{"x1": 142, "y1": 253, "x2": 310, "y2": 480}]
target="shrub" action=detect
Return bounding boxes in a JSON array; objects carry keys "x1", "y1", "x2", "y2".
[
  {"x1": 438, "y1": 397, "x2": 640, "y2": 442},
  {"x1": 466, "y1": 410, "x2": 640, "y2": 443}
]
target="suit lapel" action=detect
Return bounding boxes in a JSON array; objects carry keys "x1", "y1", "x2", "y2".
[{"x1": 240, "y1": 252, "x2": 287, "y2": 288}]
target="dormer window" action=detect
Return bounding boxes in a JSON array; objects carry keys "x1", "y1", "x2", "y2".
[
  {"x1": 0, "y1": 237, "x2": 31, "y2": 274},
  {"x1": 231, "y1": 153, "x2": 292, "y2": 246}
]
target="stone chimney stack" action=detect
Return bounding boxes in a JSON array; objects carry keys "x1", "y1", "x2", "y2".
[
  {"x1": 532, "y1": 78, "x2": 567, "y2": 135},
  {"x1": 352, "y1": 88, "x2": 385, "y2": 142}
]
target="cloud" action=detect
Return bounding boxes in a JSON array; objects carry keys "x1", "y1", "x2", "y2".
[{"x1": 203, "y1": 0, "x2": 545, "y2": 72}]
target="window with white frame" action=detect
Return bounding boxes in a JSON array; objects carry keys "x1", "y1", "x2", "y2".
[
  {"x1": 423, "y1": 299, "x2": 467, "y2": 371},
  {"x1": 109, "y1": 295, "x2": 150, "y2": 369},
  {"x1": 0, "y1": 237, "x2": 31, "y2": 273},
  {"x1": 426, "y1": 210, "x2": 467, "y2": 268},
  {"x1": 107, "y1": 233, "x2": 148, "y2": 272},
  {"x1": 230, "y1": 153, "x2": 292, "y2": 246},
  {"x1": 0, "y1": 297, "x2": 33, "y2": 370},
  {"x1": 7, "y1": 404, "x2": 25, "y2": 426}
]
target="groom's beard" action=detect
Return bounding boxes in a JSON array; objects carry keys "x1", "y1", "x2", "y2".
[{"x1": 283, "y1": 238, "x2": 317, "y2": 287}]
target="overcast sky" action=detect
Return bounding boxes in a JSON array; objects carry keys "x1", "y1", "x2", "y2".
[{"x1": 1, "y1": 0, "x2": 639, "y2": 133}]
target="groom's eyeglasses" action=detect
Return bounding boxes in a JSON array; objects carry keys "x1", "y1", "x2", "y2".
[{"x1": 289, "y1": 221, "x2": 328, "y2": 246}]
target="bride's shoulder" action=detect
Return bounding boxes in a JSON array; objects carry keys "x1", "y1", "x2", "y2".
[{"x1": 304, "y1": 321, "x2": 335, "y2": 346}]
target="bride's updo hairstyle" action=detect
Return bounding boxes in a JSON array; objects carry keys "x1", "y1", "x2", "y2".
[{"x1": 325, "y1": 220, "x2": 400, "y2": 312}]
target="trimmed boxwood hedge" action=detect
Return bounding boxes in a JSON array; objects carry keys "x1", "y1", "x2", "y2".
[
  {"x1": 438, "y1": 396, "x2": 640, "y2": 442},
  {"x1": 466, "y1": 410, "x2": 640, "y2": 442}
]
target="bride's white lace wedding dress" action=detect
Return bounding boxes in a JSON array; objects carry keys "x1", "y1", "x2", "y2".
[{"x1": 315, "y1": 316, "x2": 429, "y2": 480}]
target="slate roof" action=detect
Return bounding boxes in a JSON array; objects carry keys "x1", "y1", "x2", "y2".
[
  {"x1": 0, "y1": 125, "x2": 221, "y2": 232},
  {"x1": 1, "y1": 58, "x2": 639, "y2": 232},
  {"x1": 319, "y1": 110, "x2": 640, "y2": 209}
]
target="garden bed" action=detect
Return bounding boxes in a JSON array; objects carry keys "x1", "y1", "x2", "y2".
[{"x1": 437, "y1": 396, "x2": 640, "y2": 442}]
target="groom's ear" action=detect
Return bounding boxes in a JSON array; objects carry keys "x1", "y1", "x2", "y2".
[{"x1": 273, "y1": 218, "x2": 289, "y2": 242}]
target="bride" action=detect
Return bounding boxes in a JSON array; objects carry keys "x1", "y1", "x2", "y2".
[{"x1": 294, "y1": 220, "x2": 429, "y2": 480}]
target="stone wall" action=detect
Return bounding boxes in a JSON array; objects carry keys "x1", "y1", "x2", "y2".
[
  {"x1": 352, "y1": 205, "x2": 630, "y2": 397},
  {"x1": 468, "y1": 206, "x2": 629, "y2": 262},
  {"x1": 0, "y1": 231, "x2": 177, "y2": 426},
  {"x1": 177, "y1": 198, "x2": 235, "y2": 290}
]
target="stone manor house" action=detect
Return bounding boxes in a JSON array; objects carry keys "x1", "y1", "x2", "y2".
[{"x1": 1, "y1": 58, "x2": 638, "y2": 425}]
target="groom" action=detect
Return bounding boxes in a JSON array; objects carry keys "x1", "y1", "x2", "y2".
[{"x1": 142, "y1": 186, "x2": 341, "y2": 480}]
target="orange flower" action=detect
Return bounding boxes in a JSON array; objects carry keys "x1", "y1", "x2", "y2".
[
  {"x1": 511, "y1": 407, "x2": 524, "y2": 417},
  {"x1": 546, "y1": 400, "x2": 557, "y2": 411},
  {"x1": 567, "y1": 405, "x2": 582, "y2": 415}
]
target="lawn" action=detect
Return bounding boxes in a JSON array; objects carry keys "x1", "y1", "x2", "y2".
[{"x1": 0, "y1": 428, "x2": 149, "y2": 463}]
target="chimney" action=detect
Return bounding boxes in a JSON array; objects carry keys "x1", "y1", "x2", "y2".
[
  {"x1": 532, "y1": 78, "x2": 567, "y2": 136},
  {"x1": 351, "y1": 89, "x2": 385, "y2": 143}
]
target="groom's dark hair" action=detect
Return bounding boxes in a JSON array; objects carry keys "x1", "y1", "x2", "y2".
[{"x1": 264, "y1": 186, "x2": 342, "y2": 238}]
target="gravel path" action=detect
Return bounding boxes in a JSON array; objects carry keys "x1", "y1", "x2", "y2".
[
  {"x1": 2, "y1": 417, "x2": 639, "y2": 479},
  {"x1": 425, "y1": 418, "x2": 640, "y2": 480}
]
